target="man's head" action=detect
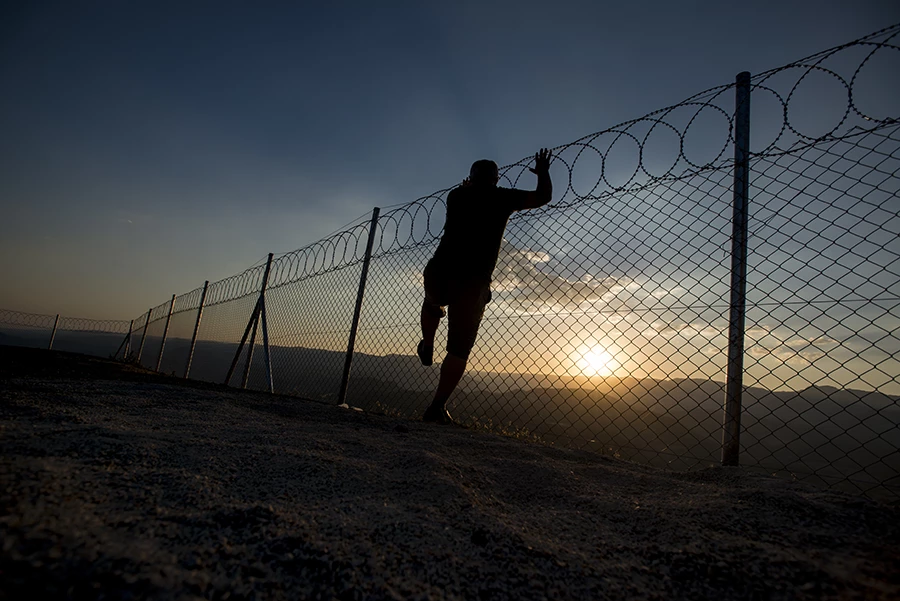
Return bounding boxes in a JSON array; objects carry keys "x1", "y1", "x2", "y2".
[{"x1": 469, "y1": 159, "x2": 499, "y2": 186}]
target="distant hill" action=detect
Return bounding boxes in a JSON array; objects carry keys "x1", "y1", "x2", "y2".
[{"x1": 0, "y1": 330, "x2": 44, "y2": 348}]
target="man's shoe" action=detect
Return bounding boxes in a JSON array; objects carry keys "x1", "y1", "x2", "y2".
[
  {"x1": 422, "y1": 405, "x2": 455, "y2": 425},
  {"x1": 417, "y1": 340, "x2": 434, "y2": 367}
]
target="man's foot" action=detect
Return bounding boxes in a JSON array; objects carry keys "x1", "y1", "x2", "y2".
[
  {"x1": 422, "y1": 405, "x2": 455, "y2": 425},
  {"x1": 417, "y1": 340, "x2": 434, "y2": 366}
]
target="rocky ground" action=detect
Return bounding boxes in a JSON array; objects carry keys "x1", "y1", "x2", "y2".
[{"x1": 1, "y1": 345, "x2": 898, "y2": 600}]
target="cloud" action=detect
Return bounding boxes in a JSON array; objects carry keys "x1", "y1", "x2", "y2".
[
  {"x1": 784, "y1": 335, "x2": 839, "y2": 350},
  {"x1": 632, "y1": 318, "x2": 844, "y2": 368},
  {"x1": 651, "y1": 286, "x2": 686, "y2": 299},
  {"x1": 746, "y1": 325, "x2": 772, "y2": 340},
  {"x1": 747, "y1": 335, "x2": 841, "y2": 367},
  {"x1": 492, "y1": 239, "x2": 616, "y2": 311},
  {"x1": 647, "y1": 321, "x2": 693, "y2": 336},
  {"x1": 645, "y1": 322, "x2": 724, "y2": 339},
  {"x1": 490, "y1": 240, "x2": 705, "y2": 319}
]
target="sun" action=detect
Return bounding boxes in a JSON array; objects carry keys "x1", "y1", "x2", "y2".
[{"x1": 574, "y1": 345, "x2": 619, "y2": 377}]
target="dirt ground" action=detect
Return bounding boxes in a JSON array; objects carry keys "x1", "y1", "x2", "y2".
[{"x1": 1, "y1": 345, "x2": 898, "y2": 600}]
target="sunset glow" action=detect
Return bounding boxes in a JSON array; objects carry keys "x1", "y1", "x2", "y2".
[{"x1": 574, "y1": 345, "x2": 619, "y2": 377}]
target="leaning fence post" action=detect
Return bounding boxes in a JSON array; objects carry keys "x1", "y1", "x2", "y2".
[
  {"x1": 125, "y1": 320, "x2": 133, "y2": 359},
  {"x1": 722, "y1": 71, "x2": 752, "y2": 467},
  {"x1": 155, "y1": 294, "x2": 176, "y2": 372},
  {"x1": 338, "y1": 207, "x2": 380, "y2": 405},
  {"x1": 225, "y1": 298, "x2": 261, "y2": 386},
  {"x1": 136, "y1": 309, "x2": 151, "y2": 362},
  {"x1": 115, "y1": 319, "x2": 134, "y2": 360},
  {"x1": 241, "y1": 308, "x2": 260, "y2": 389},
  {"x1": 48, "y1": 314, "x2": 60, "y2": 350},
  {"x1": 184, "y1": 281, "x2": 209, "y2": 379},
  {"x1": 241, "y1": 253, "x2": 274, "y2": 390},
  {"x1": 260, "y1": 278, "x2": 274, "y2": 394},
  {"x1": 260, "y1": 253, "x2": 275, "y2": 393}
]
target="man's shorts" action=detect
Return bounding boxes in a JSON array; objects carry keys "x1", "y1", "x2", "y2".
[{"x1": 423, "y1": 260, "x2": 492, "y2": 360}]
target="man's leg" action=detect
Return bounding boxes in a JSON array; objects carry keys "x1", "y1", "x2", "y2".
[
  {"x1": 423, "y1": 283, "x2": 489, "y2": 424},
  {"x1": 418, "y1": 300, "x2": 444, "y2": 366},
  {"x1": 423, "y1": 353, "x2": 466, "y2": 421},
  {"x1": 420, "y1": 301, "x2": 440, "y2": 347},
  {"x1": 419, "y1": 263, "x2": 446, "y2": 367}
]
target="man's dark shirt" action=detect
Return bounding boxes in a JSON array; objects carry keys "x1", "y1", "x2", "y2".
[{"x1": 429, "y1": 184, "x2": 530, "y2": 284}]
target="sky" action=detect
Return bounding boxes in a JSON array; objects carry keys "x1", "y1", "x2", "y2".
[{"x1": 1, "y1": 0, "x2": 897, "y2": 321}]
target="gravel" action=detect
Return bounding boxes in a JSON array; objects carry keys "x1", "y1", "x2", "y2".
[{"x1": 1, "y1": 348, "x2": 898, "y2": 600}]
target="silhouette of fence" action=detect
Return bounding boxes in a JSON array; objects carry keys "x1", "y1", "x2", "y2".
[
  {"x1": 2, "y1": 25, "x2": 897, "y2": 499},
  {"x1": 0, "y1": 309, "x2": 131, "y2": 357}
]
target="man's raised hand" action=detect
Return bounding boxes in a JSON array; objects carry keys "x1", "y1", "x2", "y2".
[{"x1": 529, "y1": 148, "x2": 552, "y2": 175}]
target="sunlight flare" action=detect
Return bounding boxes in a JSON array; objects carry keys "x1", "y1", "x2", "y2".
[{"x1": 574, "y1": 345, "x2": 619, "y2": 377}]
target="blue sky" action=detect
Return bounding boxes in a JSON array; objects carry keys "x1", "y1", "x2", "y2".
[{"x1": 0, "y1": 0, "x2": 897, "y2": 319}]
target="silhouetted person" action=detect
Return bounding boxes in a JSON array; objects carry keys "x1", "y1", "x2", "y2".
[{"x1": 418, "y1": 149, "x2": 553, "y2": 424}]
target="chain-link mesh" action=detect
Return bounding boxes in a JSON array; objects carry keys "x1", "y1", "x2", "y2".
[
  {"x1": 52, "y1": 316, "x2": 132, "y2": 358},
  {"x1": 0, "y1": 309, "x2": 59, "y2": 349},
  {"x1": 259, "y1": 265, "x2": 363, "y2": 401},
  {"x1": 352, "y1": 122, "x2": 740, "y2": 471},
  {"x1": 736, "y1": 33, "x2": 900, "y2": 497},
  {"x1": 347, "y1": 198, "x2": 448, "y2": 416},
  {"x1": 154, "y1": 287, "x2": 204, "y2": 377},
  {"x1": 187, "y1": 266, "x2": 267, "y2": 384},
  {"x1": 0, "y1": 309, "x2": 131, "y2": 356},
  {"x1": 134, "y1": 299, "x2": 171, "y2": 371},
  {"x1": 126, "y1": 310, "x2": 149, "y2": 361},
  {"x1": 3, "y1": 25, "x2": 897, "y2": 499},
  {"x1": 348, "y1": 25, "x2": 899, "y2": 498}
]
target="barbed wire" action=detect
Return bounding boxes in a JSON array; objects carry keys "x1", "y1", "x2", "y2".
[
  {"x1": 58, "y1": 317, "x2": 132, "y2": 334},
  {"x1": 0, "y1": 309, "x2": 131, "y2": 334},
  {"x1": 0, "y1": 309, "x2": 58, "y2": 329},
  {"x1": 112, "y1": 23, "x2": 898, "y2": 317}
]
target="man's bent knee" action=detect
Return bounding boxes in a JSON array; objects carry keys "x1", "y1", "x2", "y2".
[
  {"x1": 422, "y1": 298, "x2": 446, "y2": 319},
  {"x1": 445, "y1": 350, "x2": 468, "y2": 363},
  {"x1": 446, "y1": 340, "x2": 475, "y2": 361}
]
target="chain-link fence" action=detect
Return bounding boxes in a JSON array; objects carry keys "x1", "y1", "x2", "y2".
[
  {"x1": 738, "y1": 38, "x2": 900, "y2": 497},
  {"x1": 0, "y1": 308, "x2": 131, "y2": 357},
  {"x1": 2, "y1": 25, "x2": 898, "y2": 499}
]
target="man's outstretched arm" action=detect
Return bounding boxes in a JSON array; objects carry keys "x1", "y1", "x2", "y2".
[{"x1": 520, "y1": 148, "x2": 553, "y2": 210}]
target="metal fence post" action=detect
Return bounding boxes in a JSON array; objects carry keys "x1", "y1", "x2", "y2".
[
  {"x1": 259, "y1": 253, "x2": 275, "y2": 393},
  {"x1": 48, "y1": 314, "x2": 60, "y2": 350},
  {"x1": 225, "y1": 299, "x2": 260, "y2": 386},
  {"x1": 184, "y1": 281, "x2": 209, "y2": 379},
  {"x1": 260, "y1": 277, "x2": 274, "y2": 394},
  {"x1": 241, "y1": 253, "x2": 274, "y2": 390},
  {"x1": 114, "y1": 319, "x2": 134, "y2": 360},
  {"x1": 722, "y1": 71, "x2": 752, "y2": 467},
  {"x1": 241, "y1": 309, "x2": 260, "y2": 389},
  {"x1": 125, "y1": 320, "x2": 133, "y2": 359},
  {"x1": 155, "y1": 294, "x2": 176, "y2": 372},
  {"x1": 136, "y1": 309, "x2": 151, "y2": 363},
  {"x1": 338, "y1": 207, "x2": 380, "y2": 405}
]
